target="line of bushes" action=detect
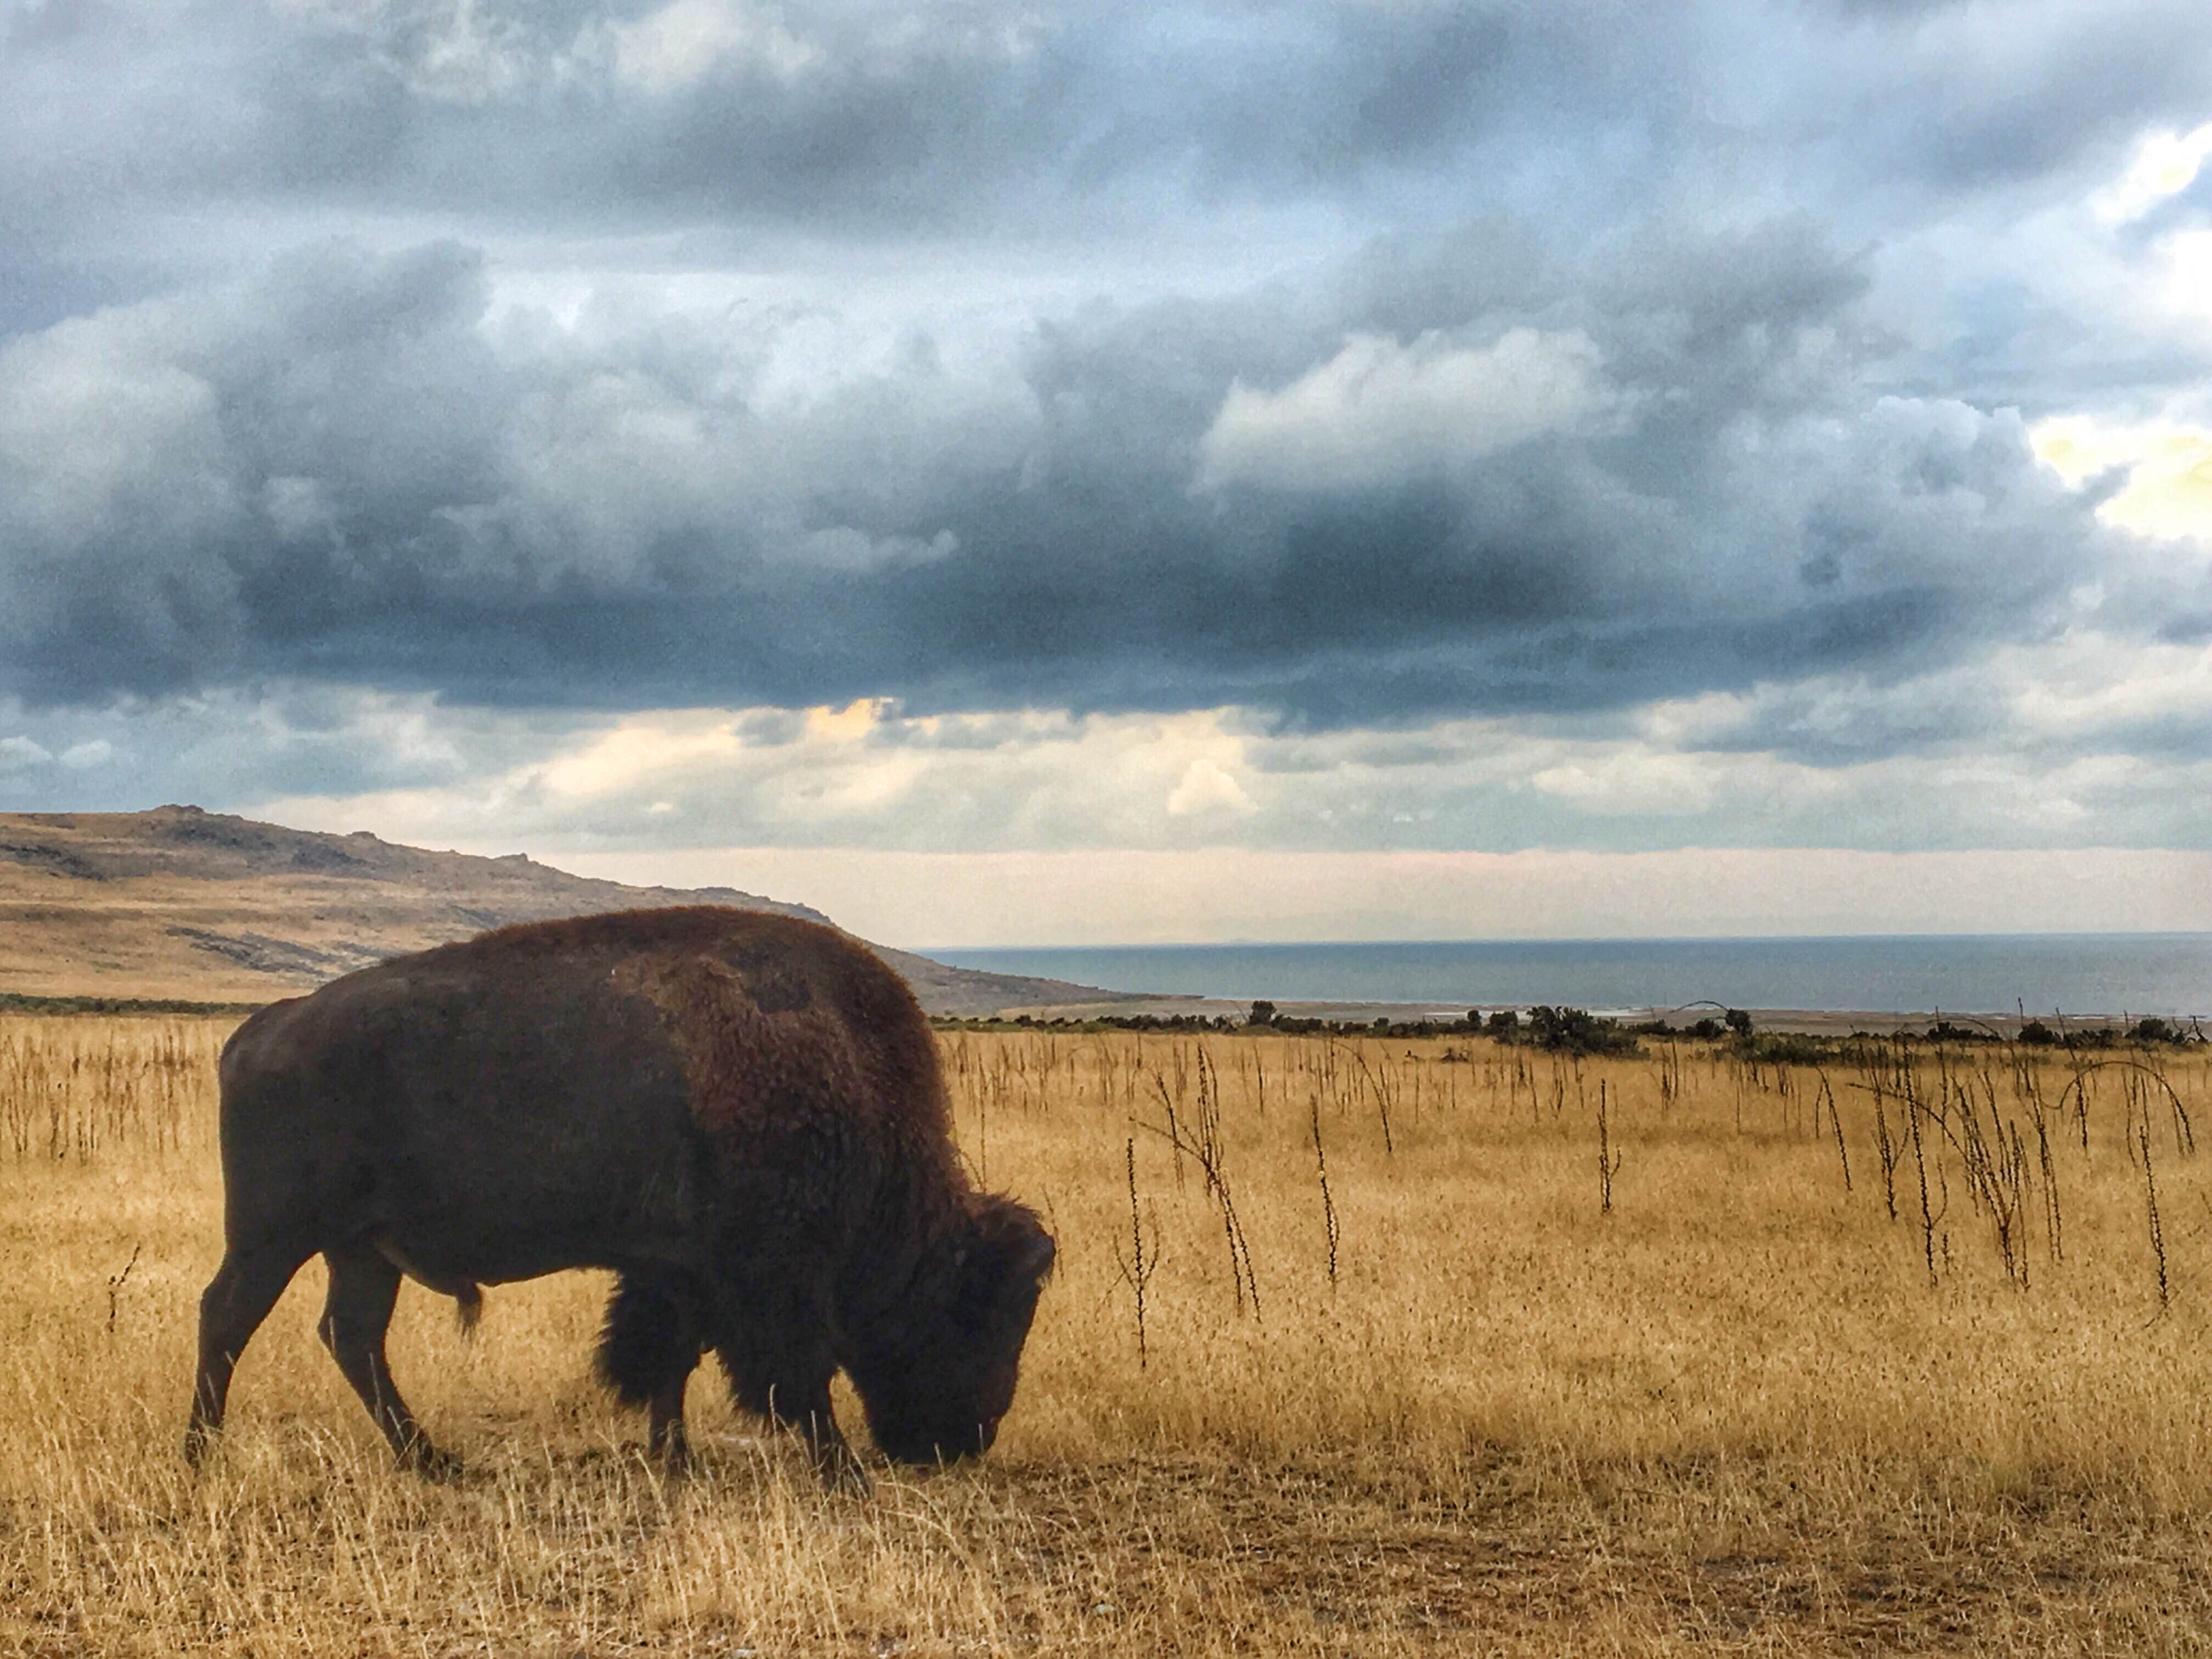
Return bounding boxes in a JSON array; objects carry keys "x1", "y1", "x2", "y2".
[
  {"x1": 938, "y1": 1004, "x2": 2205, "y2": 1056},
  {"x1": 0, "y1": 992, "x2": 264, "y2": 1017}
]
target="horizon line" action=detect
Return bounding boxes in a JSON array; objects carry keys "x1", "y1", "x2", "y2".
[{"x1": 919, "y1": 929, "x2": 2212, "y2": 953}]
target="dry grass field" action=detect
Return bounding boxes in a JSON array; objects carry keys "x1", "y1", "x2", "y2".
[{"x1": 8, "y1": 1013, "x2": 2212, "y2": 1655}]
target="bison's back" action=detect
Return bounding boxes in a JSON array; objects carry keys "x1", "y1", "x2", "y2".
[{"x1": 215, "y1": 909, "x2": 944, "y2": 1287}]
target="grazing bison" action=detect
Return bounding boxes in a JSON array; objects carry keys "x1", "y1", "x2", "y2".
[{"x1": 183, "y1": 907, "x2": 1054, "y2": 1488}]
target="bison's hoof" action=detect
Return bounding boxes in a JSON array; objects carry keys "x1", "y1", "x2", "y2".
[{"x1": 404, "y1": 1442, "x2": 465, "y2": 1483}]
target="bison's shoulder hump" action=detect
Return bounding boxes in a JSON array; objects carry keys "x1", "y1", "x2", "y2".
[
  {"x1": 603, "y1": 929, "x2": 934, "y2": 1138},
  {"x1": 449, "y1": 905, "x2": 841, "y2": 964}
]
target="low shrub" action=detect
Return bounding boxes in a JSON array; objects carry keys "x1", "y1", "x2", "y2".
[{"x1": 1523, "y1": 1005, "x2": 1640, "y2": 1057}]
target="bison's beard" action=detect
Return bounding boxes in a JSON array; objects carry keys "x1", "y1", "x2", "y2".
[{"x1": 845, "y1": 1189, "x2": 1053, "y2": 1464}]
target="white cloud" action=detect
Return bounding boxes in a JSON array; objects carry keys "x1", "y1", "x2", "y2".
[
  {"x1": 2032, "y1": 416, "x2": 2212, "y2": 543},
  {"x1": 262, "y1": 477, "x2": 339, "y2": 543},
  {"x1": 1165, "y1": 757, "x2": 1256, "y2": 817},
  {"x1": 0, "y1": 307, "x2": 233, "y2": 548},
  {"x1": 792, "y1": 526, "x2": 960, "y2": 572},
  {"x1": 535, "y1": 713, "x2": 743, "y2": 800},
  {"x1": 0, "y1": 737, "x2": 53, "y2": 772},
  {"x1": 221, "y1": 628, "x2": 2212, "y2": 874},
  {"x1": 2093, "y1": 122, "x2": 2212, "y2": 225},
  {"x1": 403, "y1": 0, "x2": 534, "y2": 102},
  {"x1": 1529, "y1": 751, "x2": 1723, "y2": 817},
  {"x1": 598, "y1": 0, "x2": 819, "y2": 92},
  {"x1": 272, "y1": 0, "x2": 536, "y2": 103},
  {"x1": 1633, "y1": 633, "x2": 2212, "y2": 764},
  {"x1": 2156, "y1": 229, "x2": 2212, "y2": 332},
  {"x1": 2002, "y1": 636, "x2": 2212, "y2": 741},
  {"x1": 58, "y1": 740, "x2": 114, "y2": 770},
  {"x1": 255, "y1": 701, "x2": 1283, "y2": 851},
  {"x1": 1198, "y1": 328, "x2": 1612, "y2": 492}
]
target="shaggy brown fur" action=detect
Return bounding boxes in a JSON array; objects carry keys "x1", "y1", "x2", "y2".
[{"x1": 182, "y1": 908, "x2": 1054, "y2": 1488}]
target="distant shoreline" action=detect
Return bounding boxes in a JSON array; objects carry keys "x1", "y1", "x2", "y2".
[
  {"x1": 926, "y1": 934, "x2": 2212, "y2": 1025},
  {"x1": 986, "y1": 997, "x2": 2170, "y2": 1037},
  {"x1": 2, "y1": 990, "x2": 2179, "y2": 1039}
]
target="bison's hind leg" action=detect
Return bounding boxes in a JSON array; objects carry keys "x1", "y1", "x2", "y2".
[
  {"x1": 183, "y1": 1241, "x2": 314, "y2": 1468},
  {"x1": 319, "y1": 1242, "x2": 460, "y2": 1481},
  {"x1": 599, "y1": 1272, "x2": 704, "y2": 1472}
]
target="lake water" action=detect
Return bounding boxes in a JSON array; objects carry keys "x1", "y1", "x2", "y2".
[{"x1": 924, "y1": 935, "x2": 2212, "y2": 1018}]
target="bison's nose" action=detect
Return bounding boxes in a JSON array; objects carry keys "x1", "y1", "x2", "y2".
[{"x1": 926, "y1": 1424, "x2": 991, "y2": 1463}]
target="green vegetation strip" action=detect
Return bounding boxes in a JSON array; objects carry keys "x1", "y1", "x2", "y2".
[
  {"x1": 938, "y1": 1006, "x2": 2196, "y2": 1055},
  {"x1": 0, "y1": 991, "x2": 264, "y2": 1016}
]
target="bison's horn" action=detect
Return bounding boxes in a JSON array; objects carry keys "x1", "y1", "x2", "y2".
[{"x1": 1012, "y1": 1229, "x2": 1056, "y2": 1282}]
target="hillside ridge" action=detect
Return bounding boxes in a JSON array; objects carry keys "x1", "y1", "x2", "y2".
[{"x1": 0, "y1": 806, "x2": 1130, "y2": 1017}]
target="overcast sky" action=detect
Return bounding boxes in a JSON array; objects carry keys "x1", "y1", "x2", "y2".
[{"x1": 3, "y1": 0, "x2": 2211, "y2": 945}]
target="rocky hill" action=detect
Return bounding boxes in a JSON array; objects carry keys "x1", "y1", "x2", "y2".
[{"x1": 0, "y1": 806, "x2": 1127, "y2": 1017}]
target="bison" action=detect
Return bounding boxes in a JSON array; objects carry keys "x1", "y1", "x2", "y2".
[{"x1": 182, "y1": 907, "x2": 1055, "y2": 1488}]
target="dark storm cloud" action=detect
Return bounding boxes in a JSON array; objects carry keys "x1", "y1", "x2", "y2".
[
  {"x1": 0, "y1": 219, "x2": 2118, "y2": 733},
  {"x1": 2, "y1": 0, "x2": 2208, "y2": 761},
  {"x1": 1829, "y1": 4, "x2": 2212, "y2": 194},
  {"x1": 10, "y1": 0, "x2": 2210, "y2": 289},
  {"x1": 0, "y1": 239, "x2": 512, "y2": 701},
  {"x1": 2, "y1": 0, "x2": 1588, "y2": 251}
]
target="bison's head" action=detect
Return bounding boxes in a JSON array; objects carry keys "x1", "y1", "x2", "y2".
[{"x1": 853, "y1": 1194, "x2": 1055, "y2": 1465}]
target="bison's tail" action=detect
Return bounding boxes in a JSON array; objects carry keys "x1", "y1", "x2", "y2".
[{"x1": 453, "y1": 1283, "x2": 484, "y2": 1337}]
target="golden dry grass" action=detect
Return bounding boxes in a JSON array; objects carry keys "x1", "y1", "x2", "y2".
[{"x1": 7, "y1": 1014, "x2": 2212, "y2": 1654}]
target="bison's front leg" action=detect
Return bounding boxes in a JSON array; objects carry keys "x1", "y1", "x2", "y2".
[
  {"x1": 600, "y1": 1271, "x2": 704, "y2": 1475},
  {"x1": 718, "y1": 1316, "x2": 869, "y2": 1493},
  {"x1": 756, "y1": 1369, "x2": 867, "y2": 1494},
  {"x1": 647, "y1": 1367, "x2": 694, "y2": 1475}
]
